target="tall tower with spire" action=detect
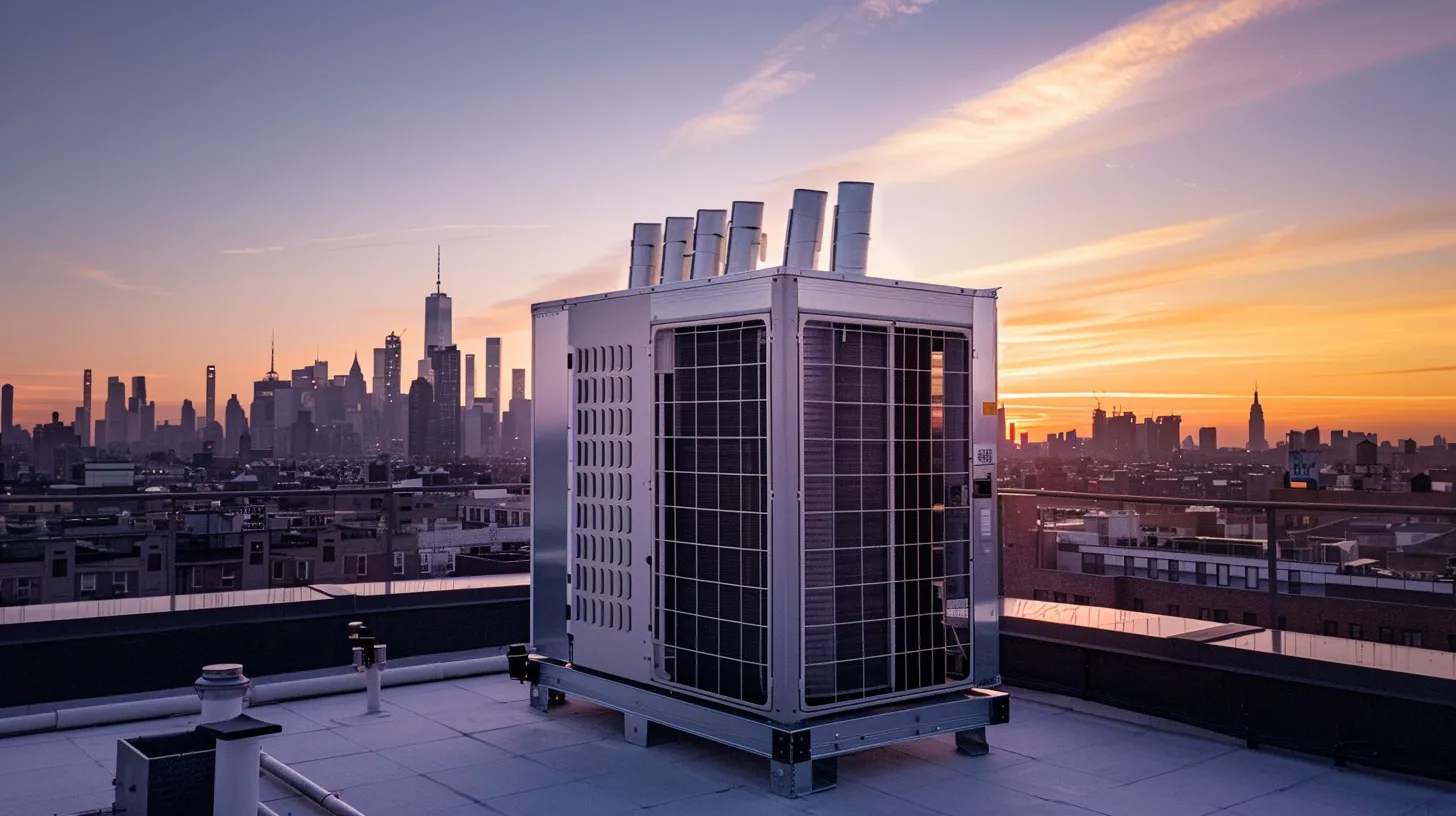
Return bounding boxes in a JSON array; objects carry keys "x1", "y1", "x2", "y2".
[
  {"x1": 424, "y1": 245, "x2": 452, "y2": 356},
  {"x1": 251, "y1": 331, "x2": 281, "y2": 453},
  {"x1": 1247, "y1": 386, "x2": 1268, "y2": 451}
]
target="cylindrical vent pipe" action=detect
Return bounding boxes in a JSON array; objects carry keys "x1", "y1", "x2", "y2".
[
  {"x1": 627, "y1": 222, "x2": 662, "y2": 288},
  {"x1": 724, "y1": 201, "x2": 765, "y2": 274},
  {"x1": 690, "y1": 209, "x2": 727, "y2": 280},
  {"x1": 831, "y1": 181, "x2": 874, "y2": 276},
  {"x1": 195, "y1": 663, "x2": 249, "y2": 724},
  {"x1": 661, "y1": 217, "x2": 694, "y2": 283},
  {"x1": 782, "y1": 189, "x2": 828, "y2": 270}
]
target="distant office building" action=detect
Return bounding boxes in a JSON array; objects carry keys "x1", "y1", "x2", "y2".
[
  {"x1": 81, "y1": 369, "x2": 92, "y2": 446},
  {"x1": 0, "y1": 383, "x2": 13, "y2": 443},
  {"x1": 407, "y1": 377, "x2": 434, "y2": 459},
  {"x1": 485, "y1": 338, "x2": 501, "y2": 404},
  {"x1": 1356, "y1": 439, "x2": 1378, "y2": 466},
  {"x1": 1304, "y1": 426, "x2": 1321, "y2": 451},
  {"x1": 32, "y1": 411, "x2": 81, "y2": 477},
  {"x1": 181, "y1": 399, "x2": 196, "y2": 436},
  {"x1": 464, "y1": 353, "x2": 476, "y2": 410},
  {"x1": 1091, "y1": 407, "x2": 1108, "y2": 453},
  {"x1": 1155, "y1": 416, "x2": 1182, "y2": 456},
  {"x1": 205, "y1": 365, "x2": 217, "y2": 429},
  {"x1": 1247, "y1": 388, "x2": 1267, "y2": 451},
  {"x1": 502, "y1": 368, "x2": 531, "y2": 457},
  {"x1": 105, "y1": 377, "x2": 127, "y2": 451},
  {"x1": 1198, "y1": 427, "x2": 1217, "y2": 453},
  {"x1": 428, "y1": 345, "x2": 462, "y2": 461},
  {"x1": 224, "y1": 394, "x2": 247, "y2": 456}
]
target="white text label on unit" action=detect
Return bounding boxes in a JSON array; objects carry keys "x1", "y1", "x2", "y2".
[
  {"x1": 980, "y1": 508, "x2": 993, "y2": 537},
  {"x1": 974, "y1": 445, "x2": 996, "y2": 467}
]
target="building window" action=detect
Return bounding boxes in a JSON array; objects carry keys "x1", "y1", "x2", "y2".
[
  {"x1": 1246, "y1": 566, "x2": 1259, "y2": 588},
  {"x1": 354, "y1": 555, "x2": 367, "y2": 576},
  {"x1": 51, "y1": 559, "x2": 68, "y2": 578},
  {"x1": 1324, "y1": 620, "x2": 1339, "y2": 636},
  {"x1": 221, "y1": 567, "x2": 236, "y2": 588},
  {"x1": 1288, "y1": 570, "x2": 1302, "y2": 595},
  {"x1": 1243, "y1": 612, "x2": 1258, "y2": 626},
  {"x1": 192, "y1": 567, "x2": 204, "y2": 588},
  {"x1": 1449, "y1": 634, "x2": 1456, "y2": 652},
  {"x1": 15, "y1": 578, "x2": 31, "y2": 600},
  {"x1": 1053, "y1": 591, "x2": 1067, "y2": 603},
  {"x1": 446, "y1": 551, "x2": 457, "y2": 573},
  {"x1": 1124, "y1": 558, "x2": 1134, "y2": 577},
  {"x1": 1276, "y1": 616, "x2": 1286, "y2": 630},
  {"x1": 419, "y1": 552, "x2": 431, "y2": 571},
  {"x1": 1216, "y1": 564, "x2": 1229, "y2": 587},
  {"x1": 1213, "y1": 609, "x2": 1229, "y2": 623},
  {"x1": 1073, "y1": 594, "x2": 1091, "y2": 605},
  {"x1": 393, "y1": 551, "x2": 405, "y2": 575},
  {"x1": 1132, "y1": 598, "x2": 1145, "y2": 612},
  {"x1": 1168, "y1": 560, "x2": 1180, "y2": 582},
  {"x1": 112, "y1": 573, "x2": 128, "y2": 596},
  {"x1": 1081, "y1": 553, "x2": 1104, "y2": 576},
  {"x1": 1378, "y1": 627, "x2": 1395, "y2": 644},
  {"x1": 323, "y1": 545, "x2": 336, "y2": 563},
  {"x1": 296, "y1": 560, "x2": 313, "y2": 581},
  {"x1": 1195, "y1": 563, "x2": 1208, "y2": 586},
  {"x1": 1167, "y1": 604, "x2": 1180, "y2": 616},
  {"x1": 1032, "y1": 589, "x2": 1048, "y2": 601},
  {"x1": 1198, "y1": 608, "x2": 1212, "y2": 620},
  {"x1": 1349, "y1": 623, "x2": 1363, "y2": 640},
  {"x1": 272, "y1": 561, "x2": 285, "y2": 581},
  {"x1": 80, "y1": 573, "x2": 97, "y2": 593},
  {"x1": 1402, "y1": 630, "x2": 1423, "y2": 648},
  {"x1": 147, "y1": 553, "x2": 162, "y2": 572}
]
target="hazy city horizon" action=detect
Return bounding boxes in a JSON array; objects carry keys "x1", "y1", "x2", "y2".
[{"x1": 3, "y1": 1, "x2": 1454, "y2": 440}]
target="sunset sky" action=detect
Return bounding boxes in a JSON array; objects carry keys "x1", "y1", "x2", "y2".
[{"x1": 2, "y1": 0, "x2": 1454, "y2": 444}]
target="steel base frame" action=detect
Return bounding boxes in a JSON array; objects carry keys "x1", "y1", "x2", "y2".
[{"x1": 522, "y1": 656, "x2": 1010, "y2": 798}]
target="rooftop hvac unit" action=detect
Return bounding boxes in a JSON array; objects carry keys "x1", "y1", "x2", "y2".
[{"x1": 520, "y1": 182, "x2": 1008, "y2": 797}]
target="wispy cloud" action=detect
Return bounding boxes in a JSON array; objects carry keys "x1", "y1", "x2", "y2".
[
  {"x1": 1357, "y1": 365, "x2": 1456, "y2": 376},
  {"x1": 671, "y1": 0, "x2": 934, "y2": 147},
  {"x1": 805, "y1": 0, "x2": 1307, "y2": 183},
  {"x1": 458, "y1": 250, "x2": 625, "y2": 338},
  {"x1": 938, "y1": 214, "x2": 1237, "y2": 283},
  {"x1": 220, "y1": 246, "x2": 283, "y2": 255},
  {"x1": 220, "y1": 224, "x2": 550, "y2": 255}
]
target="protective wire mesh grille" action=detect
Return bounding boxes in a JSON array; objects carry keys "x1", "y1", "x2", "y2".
[
  {"x1": 653, "y1": 321, "x2": 769, "y2": 705},
  {"x1": 802, "y1": 321, "x2": 972, "y2": 706}
]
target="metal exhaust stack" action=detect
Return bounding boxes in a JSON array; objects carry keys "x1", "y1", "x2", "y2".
[
  {"x1": 690, "y1": 208, "x2": 727, "y2": 280},
  {"x1": 661, "y1": 216, "x2": 694, "y2": 283},
  {"x1": 724, "y1": 201, "x2": 765, "y2": 274},
  {"x1": 831, "y1": 181, "x2": 874, "y2": 276},
  {"x1": 628, "y1": 222, "x2": 662, "y2": 288},
  {"x1": 782, "y1": 188, "x2": 828, "y2": 270}
]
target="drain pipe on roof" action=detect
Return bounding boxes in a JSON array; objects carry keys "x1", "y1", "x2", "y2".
[{"x1": 261, "y1": 751, "x2": 369, "y2": 816}]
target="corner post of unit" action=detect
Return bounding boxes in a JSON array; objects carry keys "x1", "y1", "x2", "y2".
[{"x1": 769, "y1": 730, "x2": 836, "y2": 797}]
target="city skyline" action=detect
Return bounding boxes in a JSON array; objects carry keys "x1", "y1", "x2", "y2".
[{"x1": 3, "y1": 1, "x2": 1454, "y2": 437}]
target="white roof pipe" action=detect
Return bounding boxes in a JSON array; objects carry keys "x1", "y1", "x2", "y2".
[
  {"x1": 627, "y1": 222, "x2": 662, "y2": 288},
  {"x1": 831, "y1": 181, "x2": 874, "y2": 276},
  {"x1": 782, "y1": 188, "x2": 828, "y2": 270},
  {"x1": 690, "y1": 209, "x2": 727, "y2": 280},
  {"x1": 724, "y1": 201, "x2": 765, "y2": 274},
  {"x1": 661, "y1": 217, "x2": 693, "y2": 283}
]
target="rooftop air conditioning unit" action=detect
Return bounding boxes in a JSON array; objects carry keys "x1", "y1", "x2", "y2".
[{"x1": 520, "y1": 182, "x2": 1008, "y2": 798}]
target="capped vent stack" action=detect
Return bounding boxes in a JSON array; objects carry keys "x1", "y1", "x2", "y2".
[
  {"x1": 782, "y1": 188, "x2": 828, "y2": 270},
  {"x1": 690, "y1": 209, "x2": 727, "y2": 280},
  {"x1": 628, "y1": 222, "x2": 662, "y2": 288},
  {"x1": 831, "y1": 181, "x2": 874, "y2": 276},
  {"x1": 661, "y1": 216, "x2": 694, "y2": 283},
  {"x1": 724, "y1": 201, "x2": 765, "y2": 274}
]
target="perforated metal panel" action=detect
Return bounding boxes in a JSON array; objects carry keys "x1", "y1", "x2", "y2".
[{"x1": 573, "y1": 344, "x2": 636, "y2": 633}]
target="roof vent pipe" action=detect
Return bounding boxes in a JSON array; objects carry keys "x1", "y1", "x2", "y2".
[
  {"x1": 724, "y1": 201, "x2": 765, "y2": 274},
  {"x1": 782, "y1": 188, "x2": 828, "y2": 270},
  {"x1": 831, "y1": 181, "x2": 874, "y2": 276},
  {"x1": 661, "y1": 217, "x2": 693, "y2": 283},
  {"x1": 627, "y1": 223, "x2": 662, "y2": 288},
  {"x1": 690, "y1": 209, "x2": 727, "y2": 280}
]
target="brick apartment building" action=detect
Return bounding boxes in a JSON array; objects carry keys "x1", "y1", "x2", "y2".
[{"x1": 1001, "y1": 493, "x2": 1456, "y2": 652}]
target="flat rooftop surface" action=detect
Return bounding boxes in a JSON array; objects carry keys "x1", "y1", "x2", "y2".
[{"x1": 2, "y1": 673, "x2": 1452, "y2": 816}]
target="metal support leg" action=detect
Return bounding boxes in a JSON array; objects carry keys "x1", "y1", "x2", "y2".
[
  {"x1": 769, "y1": 757, "x2": 837, "y2": 798},
  {"x1": 955, "y1": 727, "x2": 990, "y2": 756},
  {"x1": 529, "y1": 683, "x2": 551, "y2": 712},
  {"x1": 623, "y1": 713, "x2": 674, "y2": 747}
]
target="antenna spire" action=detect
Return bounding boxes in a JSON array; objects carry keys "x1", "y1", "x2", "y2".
[
  {"x1": 267, "y1": 329, "x2": 277, "y2": 379},
  {"x1": 436, "y1": 245, "x2": 441, "y2": 294}
]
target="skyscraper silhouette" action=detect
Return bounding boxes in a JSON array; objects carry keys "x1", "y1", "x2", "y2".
[{"x1": 1247, "y1": 387, "x2": 1268, "y2": 451}]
